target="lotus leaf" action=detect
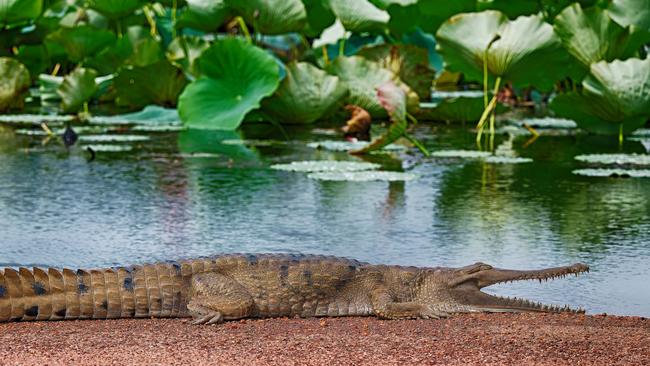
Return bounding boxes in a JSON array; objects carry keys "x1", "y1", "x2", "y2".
[
  {"x1": 85, "y1": 0, "x2": 147, "y2": 19},
  {"x1": 179, "y1": 38, "x2": 281, "y2": 130},
  {"x1": 114, "y1": 60, "x2": 188, "y2": 109},
  {"x1": 329, "y1": 0, "x2": 389, "y2": 33},
  {"x1": 326, "y1": 56, "x2": 418, "y2": 117},
  {"x1": 301, "y1": 0, "x2": 335, "y2": 37},
  {"x1": 554, "y1": 4, "x2": 643, "y2": 70},
  {"x1": 0, "y1": 57, "x2": 30, "y2": 112},
  {"x1": 176, "y1": 0, "x2": 231, "y2": 32},
  {"x1": 85, "y1": 36, "x2": 133, "y2": 75},
  {"x1": 57, "y1": 67, "x2": 98, "y2": 113},
  {"x1": 417, "y1": 0, "x2": 475, "y2": 34},
  {"x1": 476, "y1": 0, "x2": 539, "y2": 19},
  {"x1": 262, "y1": 62, "x2": 348, "y2": 124},
  {"x1": 352, "y1": 82, "x2": 408, "y2": 154},
  {"x1": 0, "y1": 0, "x2": 42, "y2": 27},
  {"x1": 607, "y1": 0, "x2": 650, "y2": 31},
  {"x1": 166, "y1": 36, "x2": 209, "y2": 77},
  {"x1": 551, "y1": 58, "x2": 650, "y2": 135},
  {"x1": 436, "y1": 11, "x2": 573, "y2": 91},
  {"x1": 357, "y1": 44, "x2": 435, "y2": 100},
  {"x1": 226, "y1": 0, "x2": 307, "y2": 35},
  {"x1": 420, "y1": 96, "x2": 486, "y2": 123},
  {"x1": 46, "y1": 25, "x2": 116, "y2": 63}
]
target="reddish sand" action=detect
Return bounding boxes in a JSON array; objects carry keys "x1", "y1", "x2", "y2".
[{"x1": 0, "y1": 313, "x2": 648, "y2": 365}]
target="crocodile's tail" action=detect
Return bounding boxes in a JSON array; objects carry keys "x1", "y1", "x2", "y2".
[{"x1": 0, "y1": 263, "x2": 191, "y2": 322}]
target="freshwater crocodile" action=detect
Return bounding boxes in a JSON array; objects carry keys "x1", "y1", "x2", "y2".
[{"x1": 0, "y1": 253, "x2": 589, "y2": 324}]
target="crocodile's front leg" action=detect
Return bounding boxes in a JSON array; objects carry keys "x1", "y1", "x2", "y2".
[
  {"x1": 370, "y1": 287, "x2": 449, "y2": 320},
  {"x1": 187, "y1": 273, "x2": 255, "y2": 325}
]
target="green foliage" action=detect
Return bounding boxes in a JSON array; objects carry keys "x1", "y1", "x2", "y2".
[
  {"x1": 329, "y1": 0, "x2": 389, "y2": 33},
  {"x1": 176, "y1": 0, "x2": 231, "y2": 32},
  {"x1": 551, "y1": 58, "x2": 650, "y2": 134},
  {"x1": 114, "y1": 60, "x2": 188, "y2": 109},
  {"x1": 57, "y1": 67, "x2": 98, "y2": 113},
  {"x1": 607, "y1": 0, "x2": 650, "y2": 31},
  {"x1": 302, "y1": 0, "x2": 335, "y2": 36},
  {"x1": 262, "y1": 62, "x2": 348, "y2": 124},
  {"x1": 226, "y1": 0, "x2": 307, "y2": 34},
  {"x1": 0, "y1": 0, "x2": 42, "y2": 27},
  {"x1": 46, "y1": 25, "x2": 116, "y2": 63},
  {"x1": 85, "y1": 0, "x2": 148, "y2": 20},
  {"x1": 0, "y1": 57, "x2": 30, "y2": 112},
  {"x1": 178, "y1": 38, "x2": 281, "y2": 130}
]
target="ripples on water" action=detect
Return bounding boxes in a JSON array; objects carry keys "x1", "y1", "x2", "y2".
[{"x1": 0, "y1": 125, "x2": 649, "y2": 316}]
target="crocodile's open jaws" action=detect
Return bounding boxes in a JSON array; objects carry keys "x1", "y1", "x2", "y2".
[{"x1": 445, "y1": 262, "x2": 590, "y2": 313}]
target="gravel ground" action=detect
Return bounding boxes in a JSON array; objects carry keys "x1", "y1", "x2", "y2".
[{"x1": 1, "y1": 313, "x2": 648, "y2": 366}]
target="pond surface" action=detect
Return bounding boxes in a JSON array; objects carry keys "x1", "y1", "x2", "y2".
[{"x1": 0, "y1": 122, "x2": 649, "y2": 316}]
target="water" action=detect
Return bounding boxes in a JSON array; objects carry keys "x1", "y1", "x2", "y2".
[{"x1": 0, "y1": 123, "x2": 649, "y2": 316}]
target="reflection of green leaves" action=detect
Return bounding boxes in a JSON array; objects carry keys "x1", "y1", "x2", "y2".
[
  {"x1": 179, "y1": 38, "x2": 281, "y2": 130},
  {"x1": 262, "y1": 62, "x2": 348, "y2": 124},
  {"x1": 551, "y1": 58, "x2": 650, "y2": 134},
  {"x1": 226, "y1": 0, "x2": 307, "y2": 34},
  {"x1": 114, "y1": 60, "x2": 188, "y2": 109},
  {"x1": 554, "y1": 4, "x2": 642, "y2": 70},
  {"x1": 46, "y1": 26, "x2": 116, "y2": 63},
  {"x1": 437, "y1": 11, "x2": 572, "y2": 91},
  {"x1": 57, "y1": 67, "x2": 98, "y2": 113},
  {"x1": 85, "y1": 0, "x2": 147, "y2": 19},
  {"x1": 358, "y1": 44, "x2": 435, "y2": 100},
  {"x1": 329, "y1": 0, "x2": 388, "y2": 33},
  {"x1": 0, "y1": 57, "x2": 30, "y2": 112},
  {"x1": 327, "y1": 56, "x2": 418, "y2": 117},
  {"x1": 0, "y1": 0, "x2": 42, "y2": 27}
]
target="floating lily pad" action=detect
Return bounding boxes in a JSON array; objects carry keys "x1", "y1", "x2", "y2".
[
  {"x1": 221, "y1": 139, "x2": 290, "y2": 147},
  {"x1": 306, "y1": 140, "x2": 406, "y2": 151},
  {"x1": 513, "y1": 117, "x2": 577, "y2": 129},
  {"x1": 178, "y1": 152, "x2": 222, "y2": 158},
  {"x1": 14, "y1": 129, "x2": 49, "y2": 136},
  {"x1": 90, "y1": 106, "x2": 181, "y2": 126},
  {"x1": 574, "y1": 153, "x2": 650, "y2": 167},
  {"x1": 81, "y1": 144, "x2": 134, "y2": 152},
  {"x1": 430, "y1": 150, "x2": 493, "y2": 159},
  {"x1": 0, "y1": 114, "x2": 72, "y2": 125},
  {"x1": 78, "y1": 135, "x2": 150, "y2": 143},
  {"x1": 271, "y1": 161, "x2": 380, "y2": 172},
  {"x1": 572, "y1": 169, "x2": 650, "y2": 178},
  {"x1": 430, "y1": 90, "x2": 483, "y2": 102},
  {"x1": 308, "y1": 171, "x2": 417, "y2": 181},
  {"x1": 131, "y1": 125, "x2": 185, "y2": 132},
  {"x1": 632, "y1": 129, "x2": 650, "y2": 137},
  {"x1": 484, "y1": 156, "x2": 533, "y2": 164}
]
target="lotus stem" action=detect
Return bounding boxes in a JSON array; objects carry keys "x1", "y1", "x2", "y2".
[
  {"x1": 619, "y1": 124, "x2": 624, "y2": 146},
  {"x1": 475, "y1": 94, "x2": 498, "y2": 143},
  {"x1": 489, "y1": 76, "x2": 501, "y2": 137},
  {"x1": 406, "y1": 113, "x2": 418, "y2": 125},
  {"x1": 143, "y1": 6, "x2": 158, "y2": 37},
  {"x1": 236, "y1": 17, "x2": 252, "y2": 44},
  {"x1": 404, "y1": 133, "x2": 430, "y2": 157},
  {"x1": 322, "y1": 46, "x2": 330, "y2": 66},
  {"x1": 339, "y1": 38, "x2": 346, "y2": 57},
  {"x1": 171, "y1": 0, "x2": 177, "y2": 39}
]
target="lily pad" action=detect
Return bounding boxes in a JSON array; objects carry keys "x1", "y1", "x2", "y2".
[
  {"x1": 46, "y1": 25, "x2": 116, "y2": 63},
  {"x1": 114, "y1": 60, "x2": 188, "y2": 109},
  {"x1": 78, "y1": 135, "x2": 150, "y2": 143},
  {"x1": 0, "y1": 57, "x2": 30, "y2": 112},
  {"x1": 176, "y1": 0, "x2": 231, "y2": 32},
  {"x1": 271, "y1": 160, "x2": 380, "y2": 172},
  {"x1": 222, "y1": 139, "x2": 289, "y2": 147},
  {"x1": 574, "y1": 153, "x2": 650, "y2": 167},
  {"x1": 131, "y1": 125, "x2": 185, "y2": 132},
  {"x1": 306, "y1": 140, "x2": 406, "y2": 151},
  {"x1": 0, "y1": 114, "x2": 72, "y2": 125},
  {"x1": 436, "y1": 11, "x2": 573, "y2": 91},
  {"x1": 262, "y1": 62, "x2": 348, "y2": 124},
  {"x1": 308, "y1": 171, "x2": 417, "y2": 181},
  {"x1": 513, "y1": 117, "x2": 577, "y2": 129},
  {"x1": 0, "y1": 0, "x2": 42, "y2": 26},
  {"x1": 81, "y1": 144, "x2": 134, "y2": 152},
  {"x1": 572, "y1": 168, "x2": 650, "y2": 178},
  {"x1": 178, "y1": 38, "x2": 281, "y2": 130},
  {"x1": 430, "y1": 150, "x2": 493, "y2": 159},
  {"x1": 483, "y1": 156, "x2": 533, "y2": 164},
  {"x1": 431, "y1": 90, "x2": 484, "y2": 101},
  {"x1": 226, "y1": 0, "x2": 307, "y2": 34}
]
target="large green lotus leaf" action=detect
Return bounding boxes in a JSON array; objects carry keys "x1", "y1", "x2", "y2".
[
  {"x1": 326, "y1": 56, "x2": 418, "y2": 117},
  {"x1": 437, "y1": 11, "x2": 573, "y2": 91},
  {"x1": 178, "y1": 38, "x2": 281, "y2": 130},
  {"x1": 476, "y1": 0, "x2": 539, "y2": 19},
  {"x1": 57, "y1": 67, "x2": 98, "y2": 113},
  {"x1": 166, "y1": 36, "x2": 209, "y2": 77},
  {"x1": 301, "y1": 0, "x2": 335, "y2": 37},
  {"x1": 15, "y1": 44, "x2": 49, "y2": 75},
  {"x1": 46, "y1": 25, "x2": 116, "y2": 63},
  {"x1": 0, "y1": 57, "x2": 30, "y2": 112},
  {"x1": 226, "y1": 0, "x2": 306, "y2": 35},
  {"x1": 551, "y1": 58, "x2": 650, "y2": 134},
  {"x1": 418, "y1": 0, "x2": 475, "y2": 34},
  {"x1": 0, "y1": 0, "x2": 42, "y2": 27},
  {"x1": 114, "y1": 60, "x2": 188, "y2": 109},
  {"x1": 176, "y1": 0, "x2": 231, "y2": 32},
  {"x1": 85, "y1": 36, "x2": 133, "y2": 75},
  {"x1": 352, "y1": 81, "x2": 408, "y2": 154},
  {"x1": 607, "y1": 0, "x2": 650, "y2": 31},
  {"x1": 554, "y1": 4, "x2": 640, "y2": 70},
  {"x1": 261, "y1": 62, "x2": 348, "y2": 124},
  {"x1": 550, "y1": 93, "x2": 646, "y2": 135},
  {"x1": 357, "y1": 44, "x2": 435, "y2": 100},
  {"x1": 329, "y1": 0, "x2": 389, "y2": 33},
  {"x1": 85, "y1": 0, "x2": 147, "y2": 19}
]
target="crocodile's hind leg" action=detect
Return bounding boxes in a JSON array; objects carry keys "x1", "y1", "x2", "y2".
[{"x1": 187, "y1": 273, "x2": 255, "y2": 325}]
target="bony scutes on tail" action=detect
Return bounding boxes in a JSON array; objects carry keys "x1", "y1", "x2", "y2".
[{"x1": 0, "y1": 254, "x2": 589, "y2": 324}]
